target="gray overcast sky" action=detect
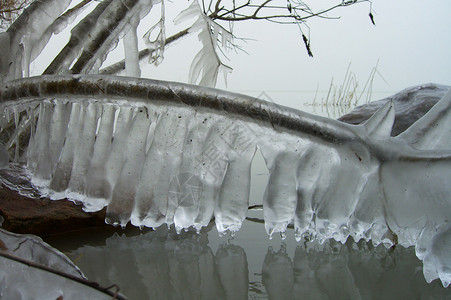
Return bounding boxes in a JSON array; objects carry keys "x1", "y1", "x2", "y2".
[
  {"x1": 32, "y1": 0, "x2": 451, "y2": 110},
  {"x1": 138, "y1": 0, "x2": 451, "y2": 109}
]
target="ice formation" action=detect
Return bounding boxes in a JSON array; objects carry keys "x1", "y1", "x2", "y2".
[
  {"x1": 0, "y1": 228, "x2": 124, "y2": 299},
  {"x1": 0, "y1": 0, "x2": 450, "y2": 288},
  {"x1": 339, "y1": 83, "x2": 450, "y2": 136},
  {"x1": 0, "y1": 76, "x2": 450, "y2": 287}
]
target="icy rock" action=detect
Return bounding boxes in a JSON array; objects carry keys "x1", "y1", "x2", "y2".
[
  {"x1": 339, "y1": 83, "x2": 449, "y2": 136},
  {"x1": 0, "y1": 228, "x2": 127, "y2": 299},
  {"x1": 0, "y1": 228, "x2": 84, "y2": 277}
]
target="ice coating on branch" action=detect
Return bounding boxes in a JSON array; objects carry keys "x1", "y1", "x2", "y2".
[
  {"x1": 0, "y1": 76, "x2": 451, "y2": 287},
  {"x1": 0, "y1": 228, "x2": 85, "y2": 278},
  {"x1": 174, "y1": 1, "x2": 233, "y2": 87},
  {"x1": 124, "y1": 14, "x2": 142, "y2": 77},
  {"x1": 43, "y1": 0, "x2": 155, "y2": 75},
  {"x1": 2, "y1": 0, "x2": 72, "y2": 80},
  {"x1": 0, "y1": 230, "x2": 121, "y2": 299},
  {"x1": 143, "y1": 0, "x2": 166, "y2": 66}
]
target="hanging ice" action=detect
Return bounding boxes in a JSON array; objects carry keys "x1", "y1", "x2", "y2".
[{"x1": 0, "y1": 76, "x2": 450, "y2": 286}]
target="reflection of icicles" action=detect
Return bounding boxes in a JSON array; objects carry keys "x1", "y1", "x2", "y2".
[
  {"x1": 71, "y1": 226, "x2": 229, "y2": 299},
  {"x1": 262, "y1": 245, "x2": 294, "y2": 299},
  {"x1": 67, "y1": 226, "x2": 451, "y2": 299},
  {"x1": 215, "y1": 243, "x2": 248, "y2": 300}
]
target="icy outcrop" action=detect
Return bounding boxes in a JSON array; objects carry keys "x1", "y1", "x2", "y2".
[
  {"x1": 0, "y1": 228, "x2": 124, "y2": 299},
  {"x1": 0, "y1": 228, "x2": 84, "y2": 278},
  {"x1": 339, "y1": 83, "x2": 450, "y2": 136},
  {"x1": 0, "y1": 76, "x2": 450, "y2": 286}
]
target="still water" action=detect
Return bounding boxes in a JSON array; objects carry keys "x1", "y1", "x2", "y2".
[{"x1": 44, "y1": 208, "x2": 450, "y2": 300}]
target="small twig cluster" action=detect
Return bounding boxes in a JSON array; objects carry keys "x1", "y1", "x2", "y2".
[
  {"x1": 202, "y1": 0, "x2": 374, "y2": 57},
  {"x1": 0, "y1": 0, "x2": 31, "y2": 29}
]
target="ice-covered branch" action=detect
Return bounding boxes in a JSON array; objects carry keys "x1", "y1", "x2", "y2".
[
  {"x1": 1, "y1": 76, "x2": 451, "y2": 287},
  {"x1": 99, "y1": 28, "x2": 190, "y2": 75}
]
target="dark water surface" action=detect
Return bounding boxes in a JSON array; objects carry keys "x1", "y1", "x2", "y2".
[{"x1": 44, "y1": 209, "x2": 450, "y2": 300}]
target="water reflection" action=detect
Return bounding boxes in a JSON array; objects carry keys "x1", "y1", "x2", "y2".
[{"x1": 46, "y1": 220, "x2": 450, "y2": 300}]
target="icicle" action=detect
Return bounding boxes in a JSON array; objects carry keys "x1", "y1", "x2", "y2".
[
  {"x1": 84, "y1": 104, "x2": 116, "y2": 210},
  {"x1": 262, "y1": 150, "x2": 299, "y2": 239},
  {"x1": 172, "y1": 114, "x2": 214, "y2": 231},
  {"x1": 0, "y1": 32, "x2": 10, "y2": 82},
  {"x1": 49, "y1": 102, "x2": 84, "y2": 197},
  {"x1": 214, "y1": 120, "x2": 256, "y2": 235},
  {"x1": 174, "y1": 1, "x2": 232, "y2": 87},
  {"x1": 1, "y1": 76, "x2": 451, "y2": 287},
  {"x1": 48, "y1": 101, "x2": 71, "y2": 174},
  {"x1": 381, "y1": 157, "x2": 451, "y2": 247},
  {"x1": 43, "y1": 0, "x2": 115, "y2": 74},
  {"x1": 30, "y1": 102, "x2": 53, "y2": 186},
  {"x1": 293, "y1": 148, "x2": 318, "y2": 242},
  {"x1": 67, "y1": 102, "x2": 101, "y2": 198},
  {"x1": 131, "y1": 110, "x2": 187, "y2": 229},
  {"x1": 314, "y1": 143, "x2": 370, "y2": 244},
  {"x1": 106, "y1": 106, "x2": 152, "y2": 227},
  {"x1": 0, "y1": 143, "x2": 8, "y2": 169},
  {"x1": 5, "y1": 0, "x2": 71, "y2": 79},
  {"x1": 347, "y1": 171, "x2": 385, "y2": 242},
  {"x1": 422, "y1": 223, "x2": 451, "y2": 287},
  {"x1": 70, "y1": 0, "x2": 155, "y2": 74},
  {"x1": 123, "y1": 15, "x2": 141, "y2": 77}
]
